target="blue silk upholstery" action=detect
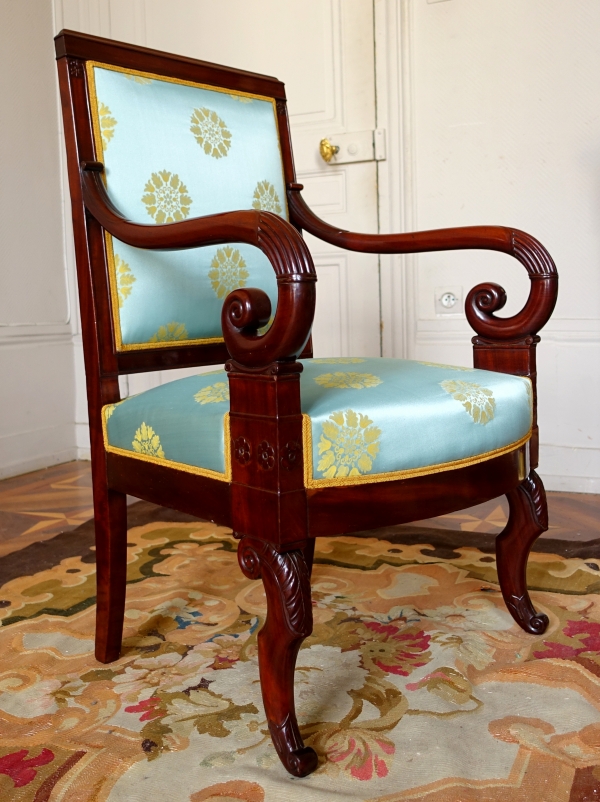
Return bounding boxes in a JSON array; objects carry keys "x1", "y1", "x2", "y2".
[
  {"x1": 87, "y1": 64, "x2": 285, "y2": 349},
  {"x1": 103, "y1": 358, "x2": 532, "y2": 488}
]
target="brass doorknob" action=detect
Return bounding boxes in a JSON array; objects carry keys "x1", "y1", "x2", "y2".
[{"x1": 319, "y1": 138, "x2": 339, "y2": 163}]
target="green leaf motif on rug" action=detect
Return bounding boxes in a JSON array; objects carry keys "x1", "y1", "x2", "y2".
[{"x1": 2, "y1": 520, "x2": 600, "y2": 799}]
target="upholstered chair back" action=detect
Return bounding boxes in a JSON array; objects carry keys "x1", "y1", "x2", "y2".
[{"x1": 87, "y1": 63, "x2": 286, "y2": 351}]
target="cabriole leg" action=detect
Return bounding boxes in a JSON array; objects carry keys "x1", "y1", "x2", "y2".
[
  {"x1": 238, "y1": 537, "x2": 318, "y2": 777},
  {"x1": 94, "y1": 485, "x2": 128, "y2": 663},
  {"x1": 496, "y1": 470, "x2": 550, "y2": 635}
]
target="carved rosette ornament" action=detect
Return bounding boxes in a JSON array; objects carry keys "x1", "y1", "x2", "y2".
[
  {"x1": 281, "y1": 441, "x2": 302, "y2": 471},
  {"x1": 69, "y1": 60, "x2": 83, "y2": 78},
  {"x1": 521, "y1": 469, "x2": 548, "y2": 529},
  {"x1": 232, "y1": 436, "x2": 251, "y2": 466},
  {"x1": 257, "y1": 441, "x2": 275, "y2": 471}
]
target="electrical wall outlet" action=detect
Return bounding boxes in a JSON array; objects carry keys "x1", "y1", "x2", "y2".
[{"x1": 434, "y1": 286, "x2": 463, "y2": 315}]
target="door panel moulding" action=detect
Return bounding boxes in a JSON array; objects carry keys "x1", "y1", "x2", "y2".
[{"x1": 375, "y1": 0, "x2": 416, "y2": 360}]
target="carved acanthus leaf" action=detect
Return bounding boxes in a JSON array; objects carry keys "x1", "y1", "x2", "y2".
[
  {"x1": 237, "y1": 538, "x2": 312, "y2": 636},
  {"x1": 522, "y1": 470, "x2": 548, "y2": 530},
  {"x1": 69, "y1": 60, "x2": 83, "y2": 78}
]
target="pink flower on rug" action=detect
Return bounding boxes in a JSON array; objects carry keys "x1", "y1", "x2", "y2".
[
  {"x1": 534, "y1": 620, "x2": 600, "y2": 660},
  {"x1": 359, "y1": 622, "x2": 431, "y2": 675},
  {"x1": 125, "y1": 695, "x2": 163, "y2": 722},
  {"x1": 0, "y1": 748, "x2": 54, "y2": 788},
  {"x1": 325, "y1": 729, "x2": 395, "y2": 780}
]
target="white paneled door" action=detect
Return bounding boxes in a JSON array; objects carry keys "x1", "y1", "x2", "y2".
[
  {"x1": 57, "y1": 0, "x2": 382, "y2": 382},
  {"x1": 141, "y1": 0, "x2": 381, "y2": 359}
]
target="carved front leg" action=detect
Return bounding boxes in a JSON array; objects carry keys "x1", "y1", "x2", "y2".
[
  {"x1": 496, "y1": 470, "x2": 550, "y2": 634},
  {"x1": 238, "y1": 537, "x2": 318, "y2": 777}
]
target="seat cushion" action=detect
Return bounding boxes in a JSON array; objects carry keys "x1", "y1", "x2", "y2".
[{"x1": 102, "y1": 357, "x2": 532, "y2": 487}]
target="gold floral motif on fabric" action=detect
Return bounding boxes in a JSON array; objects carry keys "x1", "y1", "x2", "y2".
[
  {"x1": 98, "y1": 102, "x2": 117, "y2": 149},
  {"x1": 419, "y1": 361, "x2": 474, "y2": 372},
  {"x1": 114, "y1": 254, "x2": 136, "y2": 308},
  {"x1": 142, "y1": 171, "x2": 192, "y2": 224},
  {"x1": 209, "y1": 247, "x2": 249, "y2": 299},
  {"x1": 104, "y1": 394, "x2": 132, "y2": 420},
  {"x1": 522, "y1": 377, "x2": 534, "y2": 412},
  {"x1": 194, "y1": 382, "x2": 230, "y2": 404},
  {"x1": 230, "y1": 93, "x2": 254, "y2": 103},
  {"x1": 190, "y1": 107, "x2": 232, "y2": 158},
  {"x1": 149, "y1": 322, "x2": 189, "y2": 343},
  {"x1": 132, "y1": 423, "x2": 165, "y2": 458},
  {"x1": 125, "y1": 74, "x2": 152, "y2": 85},
  {"x1": 252, "y1": 180, "x2": 282, "y2": 215},
  {"x1": 441, "y1": 380, "x2": 496, "y2": 425},
  {"x1": 312, "y1": 358, "x2": 366, "y2": 364},
  {"x1": 314, "y1": 372, "x2": 382, "y2": 390},
  {"x1": 318, "y1": 409, "x2": 381, "y2": 478}
]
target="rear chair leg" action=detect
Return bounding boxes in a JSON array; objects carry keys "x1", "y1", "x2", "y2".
[
  {"x1": 93, "y1": 485, "x2": 128, "y2": 663},
  {"x1": 496, "y1": 470, "x2": 550, "y2": 635},
  {"x1": 238, "y1": 537, "x2": 318, "y2": 777}
]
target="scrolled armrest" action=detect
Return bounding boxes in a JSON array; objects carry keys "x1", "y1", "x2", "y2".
[
  {"x1": 81, "y1": 164, "x2": 316, "y2": 369},
  {"x1": 288, "y1": 183, "x2": 557, "y2": 340}
]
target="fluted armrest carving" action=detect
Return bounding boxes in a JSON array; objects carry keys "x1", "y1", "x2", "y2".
[
  {"x1": 288, "y1": 183, "x2": 557, "y2": 340},
  {"x1": 81, "y1": 164, "x2": 316, "y2": 369}
]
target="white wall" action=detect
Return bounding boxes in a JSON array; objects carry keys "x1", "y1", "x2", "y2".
[
  {"x1": 0, "y1": 1, "x2": 76, "y2": 479},
  {"x1": 379, "y1": 0, "x2": 600, "y2": 493},
  {"x1": 4, "y1": 0, "x2": 596, "y2": 494}
]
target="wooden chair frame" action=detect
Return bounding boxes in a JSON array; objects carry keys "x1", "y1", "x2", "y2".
[{"x1": 55, "y1": 30, "x2": 558, "y2": 777}]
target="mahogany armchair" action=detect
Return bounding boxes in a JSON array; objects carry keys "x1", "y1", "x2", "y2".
[{"x1": 55, "y1": 30, "x2": 558, "y2": 778}]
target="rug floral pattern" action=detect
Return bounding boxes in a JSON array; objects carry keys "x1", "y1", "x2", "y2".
[{"x1": 0, "y1": 521, "x2": 599, "y2": 801}]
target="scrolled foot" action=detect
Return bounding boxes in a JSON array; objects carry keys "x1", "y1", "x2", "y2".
[
  {"x1": 504, "y1": 593, "x2": 549, "y2": 635},
  {"x1": 527, "y1": 613, "x2": 550, "y2": 635},
  {"x1": 283, "y1": 746, "x2": 319, "y2": 778},
  {"x1": 267, "y1": 712, "x2": 318, "y2": 777}
]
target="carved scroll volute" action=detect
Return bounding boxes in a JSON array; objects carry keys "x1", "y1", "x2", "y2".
[{"x1": 237, "y1": 538, "x2": 312, "y2": 637}]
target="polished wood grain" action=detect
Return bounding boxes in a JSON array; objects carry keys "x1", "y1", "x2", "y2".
[
  {"x1": 55, "y1": 29, "x2": 558, "y2": 777},
  {"x1": 238, "y1": 537, "x2": 317, "y2": 776},
  {"x1": 3, "y1": 461, "x2": 596, "y2": 547},
  {"x1": 496, "y1": 470, "x2": 550, "y2": 634}
]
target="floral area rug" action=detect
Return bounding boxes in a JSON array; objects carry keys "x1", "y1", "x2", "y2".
[{"x1": 1, "y1": 504, "x2": 600, "y2": 801}]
